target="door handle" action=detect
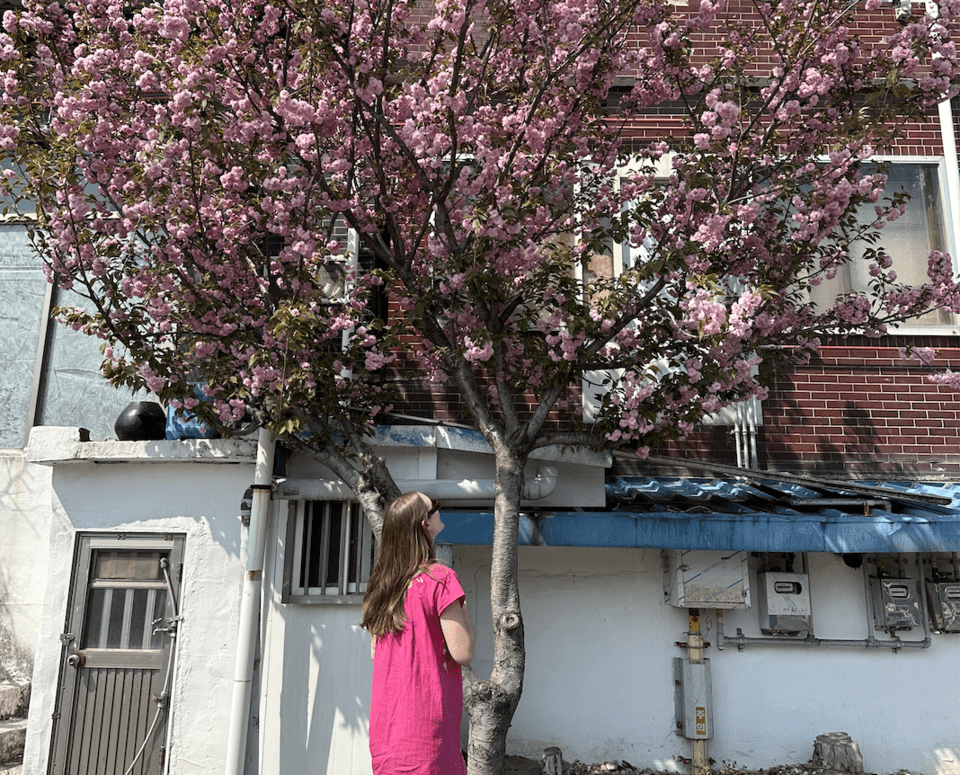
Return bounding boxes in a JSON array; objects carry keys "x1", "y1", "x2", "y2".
[{"x1": 67, "y1": 652, "x2": 85, "y2": 669}]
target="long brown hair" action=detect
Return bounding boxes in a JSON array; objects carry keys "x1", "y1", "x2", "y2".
[{"x1": 361, "y1": 492, "x2": 436, "y2": 637}]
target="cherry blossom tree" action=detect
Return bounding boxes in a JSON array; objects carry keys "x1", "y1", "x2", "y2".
[{"x1": 1, "y1": 0, "x2": 958, "y2": 770}]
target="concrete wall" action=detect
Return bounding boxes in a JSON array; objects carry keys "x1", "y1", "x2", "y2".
[
  {"x1": 11, "y1": 431, "x2": 958, "y2": 775},
  {"x1": 456, "y1": 546, "x2": 960, "y2": 775},
  {"x1": 259, "y1": 507, "x2": 374, "y2": 775},
  {"x1": 0, "y1": 451, "x2": 52, "y2": 683},
  {"x1": 256, "y1": 534, "x2": 959, "y2": 775},
  {"x1": 21, "y1": 453, "x2": 254, "y2": 775}
]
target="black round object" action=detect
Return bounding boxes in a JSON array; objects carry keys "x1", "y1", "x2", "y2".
[{"x1": 114, "y1": 401, "x2": 167, "y2": 441}]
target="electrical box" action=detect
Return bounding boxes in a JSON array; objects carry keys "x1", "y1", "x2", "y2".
[
  {"x1": 926, "y1": 581, "x2": 960, "y2": 633},
  {"x1": 757, "y1": 572, "x2": 812, "y2": 636},
  {"x1": 673, "y1": 657, "x2": 713, "y2": 740},
  {"x1": 870, "y1": 577, "x2": 921, "y2": 632},
  {"x1": 664, "y1": 550, "x2": 750, "y2": 609}
]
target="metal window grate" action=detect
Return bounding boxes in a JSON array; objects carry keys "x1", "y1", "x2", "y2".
[
  {"x1": 291, "y1": 501, "x2": 375, "y2": 597},
  {"x1": 82, "y1": 550, "x2": 168, "y2": 650}
]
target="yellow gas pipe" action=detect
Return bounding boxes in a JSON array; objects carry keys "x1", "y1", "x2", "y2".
[{"x1": 687, "y1": 609, "x2": 708, "y2": 771}]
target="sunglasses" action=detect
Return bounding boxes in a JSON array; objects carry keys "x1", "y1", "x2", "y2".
[{"x1": 427, "y1": 499, "x2": 442, "y2": 516}]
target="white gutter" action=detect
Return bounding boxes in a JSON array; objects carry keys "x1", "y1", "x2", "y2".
[
  {"x1": 224, "y1": 427, "x2": 276, "y2": 775},
  {"x1": 275, "y1": 465, "x2": 560, "y2": 502}
]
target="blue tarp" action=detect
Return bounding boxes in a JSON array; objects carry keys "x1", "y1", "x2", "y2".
[{"x1": 439, "y1": 480, "x2": 960, "y2": 552}]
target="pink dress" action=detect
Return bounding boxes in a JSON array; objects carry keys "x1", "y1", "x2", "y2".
[{"x1": 369, "y1": 563, "x2": 468, "y2": 775}]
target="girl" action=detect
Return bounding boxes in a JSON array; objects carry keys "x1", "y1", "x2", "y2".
[{"x1": 362, "y1": 491, "x2": 476, "y2": 775}]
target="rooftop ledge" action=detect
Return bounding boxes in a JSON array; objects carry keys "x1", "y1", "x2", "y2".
[
  {"x1": 26, "y1": 426, "x2": 259, "y2": 465},
  {"x1": 24, "y1": 424, "x2": 612, "y2": 468}
]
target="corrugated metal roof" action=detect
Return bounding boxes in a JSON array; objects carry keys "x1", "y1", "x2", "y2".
[{"x1": 440, "y1": 479, "x2": 960, "y2": 552}]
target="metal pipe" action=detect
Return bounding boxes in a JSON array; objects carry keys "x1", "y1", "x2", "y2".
[
  {"x1": 160, "y1": 558, "x2": 181, "y2": 775},
  {"x1": 276, "y1": 465, "x2": 559, "y2": 502},
  {"x1": 747, "y1": 398, "x2": 759, "y2": 470},
  {"x1": 123, "y1": 557, "x2": 181, "y2": 775},
  {"x1": 716, "y1": 617, "x2": 929, "y2": 650},
  {"x1": 687, "y1": 609, "x2": 709, "y2": 769},
  {"x1": 733, "y1": 404, "x2": 750, "y2": 468},
  {"x1": 914, "y1": 554, "x2": 933, "y2": 648},
  {"x1": 225, "y1": 427, "x2": 276, "y2": 775}
]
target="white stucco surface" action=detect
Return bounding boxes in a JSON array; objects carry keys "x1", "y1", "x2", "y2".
[
  {"x1": 9, "y1": 431, "x2": 959, "y2": 775},
  {"x1": 454, "y1": 546, "x2": 960, "y2": 774},
  {"x1": 253, "y1": 537, "x2": 959, "y2": 775},
  {"x1": 0, "y1": 451, "x2": 52, "y2": 683},
  {"x1": 19, "y1": 444, "x2": 255, "y2": 775},
  {"x1": 258, "y1": 503, "x2": 375, "y2": 775}
]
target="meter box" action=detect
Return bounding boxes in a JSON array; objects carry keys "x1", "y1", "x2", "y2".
[
  {"x1": 757, "y1": 572, "x2": 812, "y2": 636},
  {"x1": 870, "y1": 577, "x2": 921, "y2": 632},
  {"x1": 673, "y1": 657, "x2": 713, "y2": 740},
  {"x1": 926, "y1": 581, "x2": 960, "y2": 633},
  {"x1": 664, "y1": 550, "x2": 750, "y2": 609}
]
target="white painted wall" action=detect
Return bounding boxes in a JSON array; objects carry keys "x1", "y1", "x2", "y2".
[
  {"x1": 254, "y1": 535, "x2": 959, "y2": 775},
  {"x1": 10, "y1": 432, "x2": 958, "y2": 775},
  {"x1": 20, "y1": 450, "x2": 255, "y2": 775},
  {"x1": 455, "y1": 546, "x2": 960, "y2": 775},
  {"x1": 0, "y1": 451, "x2": 52, "y2": 683},
  {"x1": 257, "y1": 502, "x2": 374, "y2": 775}
]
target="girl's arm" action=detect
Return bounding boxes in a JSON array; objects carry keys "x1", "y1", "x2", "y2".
[{"x1": 440, "y1": 598, "x2": 476, "y2": 665}]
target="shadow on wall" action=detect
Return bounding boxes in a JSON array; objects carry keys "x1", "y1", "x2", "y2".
[
  {"x1": 276, "y1": 607, "x2": 373, "y2": 775},
  {"x1": 0, "y1": 454, "x2": 51, "y2": 683},
  {"x1": 49, "y1": 463, "x2": 244, "y2": 562},
  {"x1": 762, "y1": 393, "x2": 925, "y2": 477}
]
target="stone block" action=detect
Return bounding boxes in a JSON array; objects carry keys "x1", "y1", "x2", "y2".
[
  {"x1": 812, "y1": 731, "x2": 864, "y2": 775},
  {"x1": 0, "y1": 719, "x2": 26, "y2": 766},
  {"x1": 0, "y1": 684, "x2": 28, "y2": 721}
]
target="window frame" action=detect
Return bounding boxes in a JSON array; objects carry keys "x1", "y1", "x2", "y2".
[
  {"x1": 808, "y1": 155, "x2": 958, "y2": 335},
  {"x1": 281, "y1": 499, "x2": 376, "y2": 605},
  {"x1": 869, "y1": 156, "x2": 956, "y2": 335}
]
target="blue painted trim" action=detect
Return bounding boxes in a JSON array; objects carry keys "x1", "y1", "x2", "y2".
[{"x1": 441, "y1": 510, "x2": 960, "y2": 552}]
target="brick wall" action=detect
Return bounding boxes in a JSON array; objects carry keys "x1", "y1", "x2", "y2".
[
  {"x1": 379, "y1": 4, "x2": 960, "y2": 473},
  {"x1": 652, "y1": 337, "x2": 960, "y2": 477},
  {"x1": 761, "y1": 338, "x2": 960, "y2": 477}
]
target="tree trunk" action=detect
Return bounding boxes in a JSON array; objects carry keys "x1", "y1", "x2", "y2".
[{"x1": 464, "y1": 449, "x2": 526, "y2": 775}]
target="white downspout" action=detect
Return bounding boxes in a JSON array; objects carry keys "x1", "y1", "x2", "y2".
[{"x1": 224, "y1": 427, "x2": 276, "y2": 775}]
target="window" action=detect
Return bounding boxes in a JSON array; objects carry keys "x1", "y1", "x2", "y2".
[
  {"x1": 283, "y1": 500, "x2": 376, "y2": 602},
  {"x1": 809, "y1": 160, "x2": 955, "y2": 329},
  {"x1": 83, "y1": 549, "x2": 170, "y2": 651}
]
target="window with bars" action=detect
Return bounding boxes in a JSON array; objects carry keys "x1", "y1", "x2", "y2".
[
  {"x1": 81, "y1": 549, "x2": 170, "y2": 651},
  {"x1": 284, "y1": 501, "x2": 376, "y2": 602}
]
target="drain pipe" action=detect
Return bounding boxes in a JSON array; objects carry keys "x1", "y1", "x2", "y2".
[
  {"x1": 687, "y1": 609, "x2": 709, "y2": 771},
  {"x1": 224, "y1": 427, "x2": 276, "y2": 775}
]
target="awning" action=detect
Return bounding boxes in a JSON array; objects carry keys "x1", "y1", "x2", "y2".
[{"x1": 439, "y1": 479, "x2": 960, "y2": 553}]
